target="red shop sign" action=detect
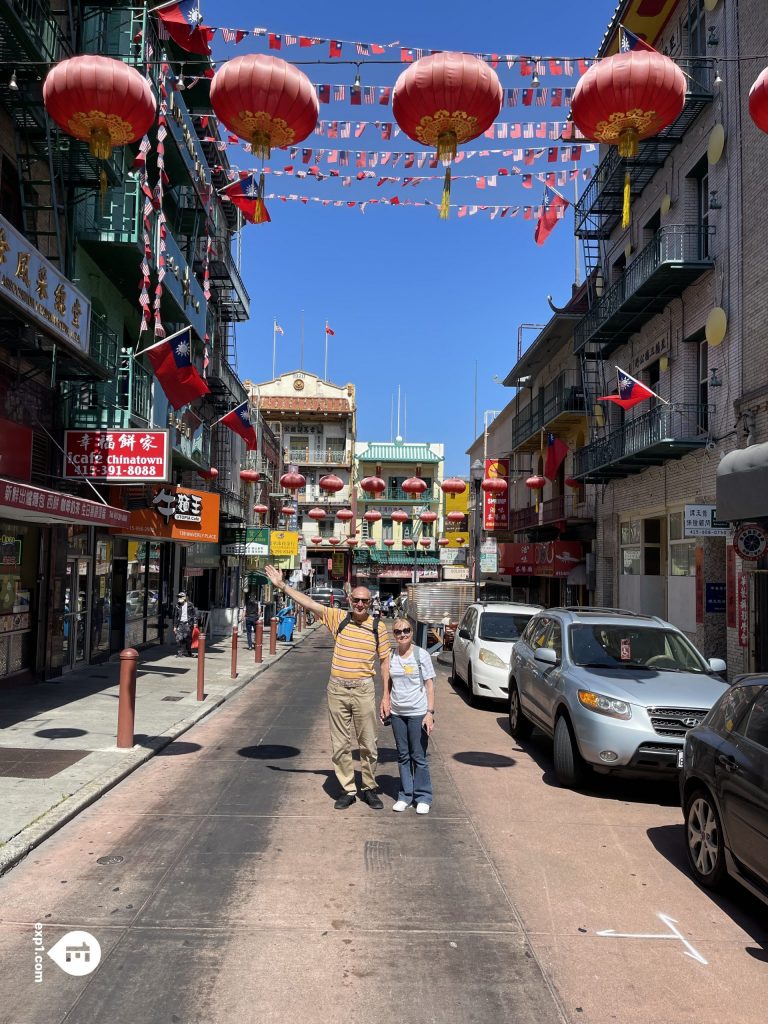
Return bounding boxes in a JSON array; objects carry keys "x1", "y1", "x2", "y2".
[
  {"x1": 499, "y1": 540, "x2": 583, "y2": 578},
  {"x1": 737, "y1": 573, "x2": 749, "y2": 648},
  {"x1": 64, "y1": 430, "x2": 170, "y2": 482},
  {"x1": 483, "y1": 458, "x2": 509, "y2": 531}
]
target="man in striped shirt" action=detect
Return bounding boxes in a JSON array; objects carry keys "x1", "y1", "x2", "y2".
[{"x1": 264, "y1": 566, "x2": 391, "y2": 809}]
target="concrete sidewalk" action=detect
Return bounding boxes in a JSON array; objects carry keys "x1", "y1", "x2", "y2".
[{"x1": 0, "y1": 622, "x2": 319, "y2": 875}]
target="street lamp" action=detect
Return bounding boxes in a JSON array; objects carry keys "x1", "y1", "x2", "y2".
[{"x1": 470, "y1": 458, "x2": 484, "y2": 600}]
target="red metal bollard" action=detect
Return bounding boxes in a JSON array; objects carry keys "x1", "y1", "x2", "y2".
[
  {"x1": 231, "y1": 625, "x2": 238, "y2": 679},
  {"x1": 269, "y1": 616, "x2": 278, "y2": 655},
  {"x1": 116, "y1": 648, "x2": 139, "y2": 749},
  {"x1": 295, "y1": 606, "x2": 303, "y2": 633},
  {"x1": 254, "y1": 619, "x2": 263, "y2": 663},
  {"x1": 197, "y1": 633, "x2": 206, "y2": 701}
]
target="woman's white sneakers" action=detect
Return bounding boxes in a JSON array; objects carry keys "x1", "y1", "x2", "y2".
[
  {"x1": 392, "y1": 800, "x2": 409, "y2": 812},
  {"x1": 416, "y1": 803, "x2": 431, "y2": 815}
]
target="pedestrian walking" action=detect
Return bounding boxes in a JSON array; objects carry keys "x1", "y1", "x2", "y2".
[
  {"x1": 381, "y1": 616, "x2": 436, "y2": 814},
  {"x1": 173, "y1": 592, "x2": 197, "y2": 657},
  {"x1": 244, "y1": 592, "x2": 260, "y2": 650},
  {"x1": 264, "y1": 564, "x2": 391, "y2": 810}
]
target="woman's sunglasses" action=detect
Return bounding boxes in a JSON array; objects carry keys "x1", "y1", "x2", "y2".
[{"x1": 393, "y1": 628, "x2": 412, "y2": 636}]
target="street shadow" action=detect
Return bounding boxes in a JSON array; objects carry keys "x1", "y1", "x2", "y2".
[
  {"x1": 155, "y1": 740, "x2": 203, "y2": 756},
  {"x1": 647, "y1": 823, "x2": 768, "y2": 944},
  {"x1": 34, "y1": 727, "x2": 88, "y2": 739},
  {"x1": 453, "y1": 750, "x2": 517, "y2": 768},
  {"x1": 494, "y1": 715, "x2": 680, "y2": 805},
  {"x1": 445, "y1": 669, "x2": 504, "y2": 712},
  {"x1": 266, "y1": 764, "x2": 342, "y2": 801},
  {"x1": 238, "y1": 744, "x2": 301, "y2": 759}
]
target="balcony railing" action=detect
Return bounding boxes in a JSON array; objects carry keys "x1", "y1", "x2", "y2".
[
  {"x1": 88, "y1": 311, "x2": 119, "y2": 375},
  {"x1": 510, "y1": 369, "x2": 586, "y2": 449},
  {"x1": 511, "y1": 506, "x2": 538, "y2": 532},
  {"x1": 363, "y1": 486, "x2": 438, "y2": 504},
  {"x1": 1, "y1": 0, "x2": 73, "y2": 63},
  {"x1": 288, "y1": 448, "x2": 349, "y2": 466},
  {"x1": 73, "y1": 174, "x2": 142, "y2": 246},
  {"x1": 574, "y1": 226, "x2": 714, "y2": 354},
  {"x1": 161, "y1": 225, "x2": 207, "y2": 340},
  {"x1": 573, "y1": 403, "x2": 710, "y2": 482},
  {"x1": 63, "y1": 354, "x2": 152, "y2": 429}
]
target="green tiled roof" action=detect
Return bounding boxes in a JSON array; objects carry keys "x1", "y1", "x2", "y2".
[
  {"x1": 353, "y1": 550, "x2": 440, "y2": 566},
  {"x1": 357, "y1": 443, "x2": 442, "y2": 464}
]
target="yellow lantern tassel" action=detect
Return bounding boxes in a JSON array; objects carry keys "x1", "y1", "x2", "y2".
[
  {"x1": 622, "y1": 169, "x2": 631, "y2": 229},
  {"x1": 439, "y1": 166, "x2": 451, "y2": 220},
  {"x1": 252, "y1": 171, "x2": 271, "y2": 225}
]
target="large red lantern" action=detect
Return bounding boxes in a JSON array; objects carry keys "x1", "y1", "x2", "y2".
[
  {"x1": 253, "y1": 503, "x2": 269, "y2": 516},
  {"x1": 447, "y1": 510, "x2": 466, "y2": 523},
  {"x1": 311, "y1": 536, "x2": 324, "y2": 545},
  {"x1": 391, "y1": 509, "x2": 409, "y2": 524},
  {"x1": 197, "y1": 467, "x2": 218, "y2": 480},
  {"x1": 346, "y1": 538, "x2": 358, "y2": 548},
  {"x1": 393, "y1": 52, "x2": 503, "y2": 218},
  {"x1": 749, "y1": 67, "x2": 768, "y2": 132},
  {"x1": 383, "y1": 539, "x2": 395, "y2": 547},
  {"x1": 280, "y1": 471, "x2": 305, "y2": 491},
  {"x1": 336, "y1": 508, "x2": 354, "y2": 522},
  {"x1": 43, "y1": 56, "x2": 156, "y2": 168},
  {"x1": 319, "y1": 473, "x2": 344, "y2": 494},
  {"x1": 481, "y1": 477, "x2": 508, "y2": 494},
  {"x1": 307, "y1": 507, "x2": 326, "y2": 521},
  {"x1": 402, "y1": 538, "x2": 415, "y2": 547},
  {"x1": 240, "y1": 469, "x2": 261, "y2": 483},
  {"x1": 419, "y1": 511, "x2": 438, "y2": 524},
  {"x1": 401, "y1": 476, "x2": 428, "y2": 496},
  {"x1": 364, "y1": 509, "x2": 382, "y2": 523},
  {"x1": 360, "y1": 475, "x2": 386, "y2": 495},
  {"x1": 364, "y1": 538, "x2": 376, "y2": 547},
  {"x1": 438, "y1": 538, "x2": 450, "y2": 547},
  {"x1": 441, "y1": 477, "x2": 467, "y2": 495},
  {"x1": 525, "y1": 475, "x2": 546, "y2": 491},
  {"x1": 280, "y1": 505, "x2": 295, "y2": 516},
  {"x1": 419, "y1": 538, "x2": 432, "y2": 548},
  {"x1": 571, "y1": 48, "x2": 686, "y2": 228},
  {"x1": 327, "y1": 537, "x2": 341, "y2": 546}
]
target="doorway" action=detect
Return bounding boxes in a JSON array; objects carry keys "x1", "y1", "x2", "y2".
[{"x1": 62, "y1": 557, "x2": 90, "y2": 671}]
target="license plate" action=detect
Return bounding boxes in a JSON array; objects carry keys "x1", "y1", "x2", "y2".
[{"x1": 677, "y1": 750, "x2": 684, "y2": 769}]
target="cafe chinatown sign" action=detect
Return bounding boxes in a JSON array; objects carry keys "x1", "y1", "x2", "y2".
[{"x1": 64, "y1": 430, "x2": 170, "y2": 482}]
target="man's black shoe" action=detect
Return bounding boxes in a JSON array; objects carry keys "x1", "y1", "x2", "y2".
[
  {"x1": 359, "y1": 789, "x2": 384, "y2": 810},
  {"x1": 334, "y1": 793, "x2": 356, "y2": 809}
]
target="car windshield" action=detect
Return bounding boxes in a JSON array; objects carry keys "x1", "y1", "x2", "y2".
[
  {"x1": 479, "y1": 612, "x2": 534, "y2": 642},
  {"x1": 568, "y1": 624, "x2": 709, "y2": 673}
]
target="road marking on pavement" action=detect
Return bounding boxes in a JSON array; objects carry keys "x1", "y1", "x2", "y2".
[{"x1": 596, "y1": 913, "x2": 708, "y2": 965}]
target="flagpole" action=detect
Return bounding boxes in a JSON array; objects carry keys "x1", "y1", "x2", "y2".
[
  {"x1": 300, "y1": 309, "x2": 304, "y2": 370},
  {"x1": 272, "y1": 318, "x2": 277, "y2": 379},
  {"x1": 134, "y1": 325, "x2": 188, "y2": 359},
  {"x1": 614, "y1": 365, "x2": 669, "y2": 404},
  {"x1": 324, "y1": 321, "x2": 329, "y2": 381}
]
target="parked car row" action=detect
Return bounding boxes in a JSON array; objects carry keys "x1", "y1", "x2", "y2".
[{"x1": 451, "y1": 601, "x2": 768, "y2": 907}]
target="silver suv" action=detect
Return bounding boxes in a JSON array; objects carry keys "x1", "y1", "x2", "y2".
[{"x1": 508, "y1": 608, "x2": 729, "y2": 787}]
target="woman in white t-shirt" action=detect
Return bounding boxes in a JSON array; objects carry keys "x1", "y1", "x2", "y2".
[{"x1": 380, "y1": 617, "x2": 436, "y2": 813}]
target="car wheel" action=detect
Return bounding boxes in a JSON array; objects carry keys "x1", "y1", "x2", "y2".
[
  {"x1": 466, "y1": 666, "x2": 478, "y2": 707},
  {"x1": 508, "y1": 682, "x2": 533, "y2": 740},
  {"x1": 451, "y1": 655, "x2": 461, "y2": 685},
  {"x1": 553, "y1": 715, "x2": 585, "y2": 788},
  {"x1": 685, "y1": 789, "x2": 726, "y2": 889}
]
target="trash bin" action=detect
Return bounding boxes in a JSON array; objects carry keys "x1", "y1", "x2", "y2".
[
  {"x1": 263, "y1": 601, "x2": 276, "y2": 626},
  {"x1": 276, "y1": 612, "x2": 295, "y2": 642}
]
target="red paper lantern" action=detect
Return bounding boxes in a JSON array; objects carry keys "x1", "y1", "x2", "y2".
[
  {"x1": 402, "y1": 538, "x2": 415, "y2": 547},
  {"x1": 280, "y1": 471, "x2": 305, "y2": 491},
  {"x1": 239, "y1": 469, "x2": 261, "y2": 483},
  {"x1": 525, "y1": 475, "x2": 546, "y2": 491},
  {"x1": 455, "y1": 537, "x2": 467, "y2": 546},
  {"x1": 43, "y1": 56, "x2": 156, "y2": 163},
  {"x1": 419, "y1": 511, "x2": 438, "y2": 524},
  {"x1": 749, "y1": 67, "x2": 768, "y2": 132},
  {"x1": 197, "y1": 467, "x2": 218, "y2": 480},
  {"x1": 571, "y1": 49, "x2": 685, "y2": 228},
  {"x1": 307, "y1": 507, "x2": 326, "y2": 521},
  {"x1": 419, "y1": 538, "x2": 431, "y2": 547},
  {"x1": 564, "y1": 477, "x2": 580, "y2": 489},
  {"x1": 393, "y1": 52, "x2": 503, "y2": 218},
  {"x1": 441, "y1": 477, "x2": 467, "y2": 495},
  {"x1": 363, "y1": 509, "x2": 382, "y2": 522},
  {"x1": 481, "y1": 477, "x2": 508, "y2": 494},
  {"x1": 253, "y1": 503, "x2": 269, "y2": 516},
  {"x1": 364, "y1": 538, "x2": 376, "y2": 547},
  {"x1": 438, "y1": 538, "x2": 450, "y2": 547},
  {"x1": 346, "y1": 538, "x2": 358, "y2": 547},
  {"x1": 391, "y1": 509, "x2": 409, "y2": 524},
  {"x1": 327, "y1": 537, "x2": 341, "y2": 545},
  {"x1": 318, "y1": 473, "x2": 344, "y2": 494},
  {"x1": 336, "y1": 508, "x2": 354, "y2": 521},
  {"x1": 401, "y1": 476, "x2": 427, "y2": 496},
  {"x1": 384, "y1": 538, "x2": 395, "y2": 547},
  {"x1": 360, "y1": 475, "x2": 386, "y2": 495},
  {"x1": 447, "y1": 510, "x2": 466, "y2": 523},
  {"x1": 311, "y1": 536, "x2": 324, "y2": 545},
  {"x1": 280, "y1": 505, "x2": 295, "y2": 516}
]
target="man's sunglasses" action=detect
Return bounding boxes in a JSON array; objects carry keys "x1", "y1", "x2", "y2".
[
  {"x1": 393, "y1": 628, "x2": 412, "y2": 636},
  {"x1": 351, "y1": 598, "x2": 370, "y2": 605}
]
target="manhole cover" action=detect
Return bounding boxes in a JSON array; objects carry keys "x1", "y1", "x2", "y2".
[
  {"x1": 96, "y1": 855, "x2": 124, "y2": 865},
  {"x1": 161, "y1": 695, "x2": 183, "y2": 702}
]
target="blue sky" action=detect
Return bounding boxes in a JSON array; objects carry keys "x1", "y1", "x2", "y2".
[{"x1": 207, "y1": 1, "x2": 618, "y2": 473}]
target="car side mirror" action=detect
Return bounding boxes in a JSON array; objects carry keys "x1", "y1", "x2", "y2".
[
  {"x1": 708, "y1": 657, "x2": 727, "y2": 674},
  {"x1": 458, "y1": 627, "x2": 471, "y2": 640},
  {"x1": 534, "y1": 647, "x2": 558, "y2": 666}
]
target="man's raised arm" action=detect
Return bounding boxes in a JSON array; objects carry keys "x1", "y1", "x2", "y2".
[{"x1": 263, "y1": 565, "x2": 325, "y2": 617}]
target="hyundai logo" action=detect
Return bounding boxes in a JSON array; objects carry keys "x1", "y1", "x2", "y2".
[{"x1": 682, "y1": 717, "x2": 701, "y2": 728}]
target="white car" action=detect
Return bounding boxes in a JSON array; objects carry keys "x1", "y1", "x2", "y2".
[{"x1": 452, "y1": 602, "x2": 543, "y2": 705}]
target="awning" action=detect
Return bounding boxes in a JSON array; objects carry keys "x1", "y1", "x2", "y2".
[
  {"x1": 716, "y1": 442, "x2": 768, "y2": 522},
  {"x1": 0, "y1": 478, "x2": 129, "y2": 527}
]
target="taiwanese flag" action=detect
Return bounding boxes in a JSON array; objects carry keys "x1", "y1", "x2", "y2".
[
  {"x1": 329, "y1": 40, "x2": 342, "y2": 58},
  {"x1": 619, "y1": 26, "x2": 655, "y2": 53},
  {"x1": 155, "y1": 0, "x2": 213, "y2": 55},
  {"x1": 534, "y1": 186, "x2": 569, "y2": 245},
  {"x1": 144, "y1": 327, "x2": 209, "y2": 410},
  {"x1": 220, "y1": 173, "x2": 270, "y2": 224},
  {"x1": 598, "y1": 367, "x2": 660, "y2": 410},
  {"x1": 543, "y1": 433, "x2": 569, "y2": 481},
  {"x1": 220, "y1": 400, "x2": 257, "y2": 450},
  {"x1": 325, "y1": 324, "x2": 335, "y2": 336}
]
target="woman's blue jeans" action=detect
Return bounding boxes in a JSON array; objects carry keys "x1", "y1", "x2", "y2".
[{"x1": 390, "y1": 714, "x2": 433, "y2": 805}]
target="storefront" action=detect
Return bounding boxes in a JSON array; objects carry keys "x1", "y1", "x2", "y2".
[{"x1": 498, "y1": 540, "x2": 585, "y2": 607}]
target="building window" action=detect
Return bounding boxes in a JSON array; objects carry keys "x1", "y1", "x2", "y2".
[
  {"x1": 620, "y1": 519, "x2": 641, "y2": 575},
  {"x1": 620, "y1": 517, "x2": 664, "y2": 575},
  {"x1": 326, "y1": 437, "x2": 345, "y2": 463},
  {"x1": 689, "y1": 156, "x2": 710, "y2": 258},
  {"x1": 318, "y1": 520, "x2": 334, "y2": 538},
  {"x1": 669, "y1": 511, "x2": 697, "y2": 576},
  {"x1": 382, "y1": 518, "x2": 393, "y2": 540},
  {"x1": 686, "y1": 0, "x2": 706, "y2": 57}
]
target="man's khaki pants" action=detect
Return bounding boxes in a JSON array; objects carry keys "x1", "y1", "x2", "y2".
[{"x1": 327, "y1": 677, "x2": 378, "y2": 794}]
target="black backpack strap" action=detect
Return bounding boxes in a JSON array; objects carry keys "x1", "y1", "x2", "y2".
[{"x1": 335, "y1": 613, "x2": 352, "y2": 637}]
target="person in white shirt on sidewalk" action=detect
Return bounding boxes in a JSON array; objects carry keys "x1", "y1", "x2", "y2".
[{"x1": 380, "y1": 617, "x2": 436, "y2": 814}]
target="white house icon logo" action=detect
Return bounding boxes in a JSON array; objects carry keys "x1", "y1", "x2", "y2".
[{"x1": 47, "y1": 931, "x2": 102, "y2": 976}]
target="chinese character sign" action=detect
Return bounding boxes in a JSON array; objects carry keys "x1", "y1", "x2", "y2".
[
  {"x1": 64, "y1": 431, "x2": 170, "y2": 481},
  {"x1": 484, "y1": 458, "x2": 509, "y2": 531}
]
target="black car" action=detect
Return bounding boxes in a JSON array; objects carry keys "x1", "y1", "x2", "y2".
[
  {"x1": 307, "y1": 586, "x2": 349, "y2": 610},
  {"x1": 680, "y1": 675, "x2": 768, "y2": 906}
]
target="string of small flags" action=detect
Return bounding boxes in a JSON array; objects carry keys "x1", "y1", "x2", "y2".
[
  {"x1": 307, "y1": 84, "x2": 574, "y2": 108},
  {"x1": 218, "y1": 165, "x2": 591, "y2": 190},
  {"x1": 260, "y1": 193, "x2": 568, "y2": 221}
]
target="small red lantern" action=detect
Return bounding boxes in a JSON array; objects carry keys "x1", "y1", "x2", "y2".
[
  {"x1": 455, "y1": 537, "x2": 467, "y2": 546},
  {"x1": 43, "y1": 56, "x2": 157, "y2": 165},
  {"x1": 240, "y1": 469, "x2": 261, "y2": 483},
  {"x1": 363, "y1": 509, "x2": 382, "y2": 523},
  {"x1": 336, "y1": 508, "x2": 354, "y2": 522},
  {"x1": 393, "y1": 52, "x2": 503, "y2": 218},
  {"x1": 197, "y1": 467, "x2": 218, "y2": 480},
  {"x1": 571, "y1": 47, "x2": 686, "y2": 228},
  {"x1": 419, "y1": 511, "x2": 438, "y2": 524},
  {"x1": 481, "y1": 477, "x2": 508, "y2": 494},
  {"x1": 564, "y1": 477, "x2": 580, "y2": 489},
  {"x1": 749, "y1": 67, "x2": 768, "y2": 132},
  {"x1": 383, "y1": 539, "x2": 395, "y2": 547},
  {"x1": 346, "y1": 538, "x2": 358, "y2": 548},
  {"x1": 419, "y1": 538, "x2": 431, "y2": 547},
  {"x1": 360, "y1": 475, "x2": 386, "y2": 495},
  {"x1": 319, "y1": 473, "x2": 344, "y2": 494},
  {"x1": 447, "y1": 510, "x2": 466, "y2": 523},
  {"x1": 280, "y1": 471, "x2": 305, "y2": 491},
  {"x1": 311, "y1": 536, "x2": 324, "y2": 545},
  {"x1": 441, "y1": 477, "x2": 467, "y2": 495},
  {"x1": 280, "y1": 505, "x2": 295, "y2": 516},
  {"x1": 391, "y1": 509, "x2": 409, "y2": 524},
  {"x1": 402, "y1": 538, "x2": 415, "y2": 547},
  {"x1": 525, "y1": 475, "x2": 546, "y2": 491},
  {"x1": 438, "y1": 538, "x2": 450, "y2": 547},
  {"x1": 253, "y1": 503, "x2": 269, "y2": 516},
  {"x1": 327, "y1": 537, "x2": 341, "y2": 545},
  {"x1": 307, "y1": 507, "x2": 326, "y2": 521},
  {"x1": 401, "y1": 476, "x2": 427, "y2": 496},
  {"x1": 364, "y1": 538, "x2": 376, "y2": 547}
]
